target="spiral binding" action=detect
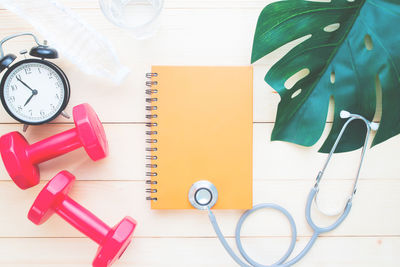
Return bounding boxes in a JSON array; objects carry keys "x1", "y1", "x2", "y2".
[{"x1": 146, "y1": 72, "x2": 158, "y2": 201}]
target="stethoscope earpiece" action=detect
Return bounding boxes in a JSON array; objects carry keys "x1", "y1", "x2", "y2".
[
  {"x1": 370, "y1": 122, "x2": 379, "y2": 131},
  {"x1": 189, "y1": 180, "x2": 218, "y2": 210},
  {"x1": 340, "y1": 110, "x2": 379, "y2": 132},
  {"x1": 340, "y1": 110, "x2": 351, "y2": 119}
]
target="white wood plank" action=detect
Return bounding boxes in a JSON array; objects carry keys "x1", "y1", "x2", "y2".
[
  {"x1": 0, "y1": 123, "x2": 398, "y2": 182},
  {"x1": 0, "y1": 179, "x2": 399, "y2": 237},
  {"x1": 0, "y1": 237, "x2": 398, "y2": 267}
]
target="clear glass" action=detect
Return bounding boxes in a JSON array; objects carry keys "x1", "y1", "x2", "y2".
[{"x1": 99, "y1": 0, "x2": 164, "y2": 40}]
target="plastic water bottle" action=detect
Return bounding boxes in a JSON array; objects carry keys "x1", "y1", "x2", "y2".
[{"x1": 0, "y1": 0, "x2": 130, "y2": 84}]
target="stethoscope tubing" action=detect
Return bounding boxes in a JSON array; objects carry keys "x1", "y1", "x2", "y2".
[
  {"x1": 204, "y1": 111, "x2": 373, "y2": 267},
  {"x1": 235, "y1": 203, "x2": 297, "y2": 266},
  {"x1": 207, "y1": 187, "x2": 352, "y2": 267}
]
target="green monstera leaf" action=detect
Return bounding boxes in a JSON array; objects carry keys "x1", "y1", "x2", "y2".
[{"x1": 252, "y1": 0, "x2": 400, "y2": 153}]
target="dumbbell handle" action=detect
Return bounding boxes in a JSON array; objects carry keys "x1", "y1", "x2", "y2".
[
  {"x1": 26, "y1": 128, "x2": 82, "y2": 164},
  {"x1": 56, "y1": 196, "x2": 111, "y2": 244}
]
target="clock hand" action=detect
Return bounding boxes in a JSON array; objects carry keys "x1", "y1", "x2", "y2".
[
  {"x1": 24, "y1": 94, "x2": 35, "y2": 107},
  {"x1": 23, "y1": 89, "x2": 38, "y2": 107},
  {"x1": 16, "y1": 76, "x2": 35, "y2": 93}
]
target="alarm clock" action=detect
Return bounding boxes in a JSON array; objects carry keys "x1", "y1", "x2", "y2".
[{"x1": 0, "y1": 33, "x2": 70, "y2": 126}]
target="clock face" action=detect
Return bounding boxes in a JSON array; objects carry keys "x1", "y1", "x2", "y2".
[{"x1": 1, "y1": 59, "x2": 68, "y2": 124}]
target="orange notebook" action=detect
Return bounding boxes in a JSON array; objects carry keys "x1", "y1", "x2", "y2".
[{"x1": 145, "y1": 66, "x2": 253, "y2": 209}]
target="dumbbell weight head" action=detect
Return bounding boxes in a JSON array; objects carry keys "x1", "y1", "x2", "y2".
[
  {"x1": 0, "y1": 103, "x2": 108, "y2": 189},
  {"x1": 28, "y1": 170, "x2": 75, "y2": 224},
  {"x1": 0, "y1": 133, "x2": 38, "y2": 189},
  {"x1": 28, "y1": 171, "x2": 136, "y2": 267},
  {"x1": 93, "y1": 218, "x2": 136, "y2": 267},
  {"x1": 73, "y1": 103, "x2": 108, "y2": 161}
]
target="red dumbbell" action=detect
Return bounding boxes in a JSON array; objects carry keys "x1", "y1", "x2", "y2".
[
  {"x1": 28, "y1": 171, "x2": 136, "y2": 267},
  {"x1": 0, "y1": 103, "x2": 108, "y2": 189}
]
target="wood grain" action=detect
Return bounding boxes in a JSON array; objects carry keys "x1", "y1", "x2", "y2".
[
  {"x1": 0, "y1": 1, "x2": 397, "y2": 266},
  {"x1": 0, "y1": 179, "x2": 399, "y2": 237},
  {"x1": 0, "y1": 123, "x2": 398, "y2": 181},
  {"x1": 0, "y1": 237, "x2": 399, "y2": 267}
]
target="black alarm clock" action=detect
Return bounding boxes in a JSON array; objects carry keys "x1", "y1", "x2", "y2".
[{"x1": 0, "y1": 33, "x2": 70, "y2": 127}]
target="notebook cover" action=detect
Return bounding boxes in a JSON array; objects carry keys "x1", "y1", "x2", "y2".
[{"x1": 148, "y1": 66, "x2": 253, "y2": 209}]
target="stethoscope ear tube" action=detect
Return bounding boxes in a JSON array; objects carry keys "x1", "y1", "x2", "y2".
[
  {"x1": 312, "y1": 110, "x2": 374, "y2": 216},
  {"x1": 306, "y1": 187, "x2": 352, "y2": 234}
]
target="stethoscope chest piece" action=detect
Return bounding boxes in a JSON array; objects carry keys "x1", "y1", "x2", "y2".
[{"x1": 189, "y1": 180, "x2": 218, "y2": 210}]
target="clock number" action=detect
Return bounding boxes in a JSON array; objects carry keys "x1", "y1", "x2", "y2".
[
  {"x1": 24, "y1": 67, "x2": 32, "y2": 75},
  {"x1": 56, "y1": 93, "x2": 60, "y2": 99},
  {"x1": 50, "y1": 104, "x2": 55, "y2": 110},
  {"x1": 29, "y1": 110, "x2": 33, "y2": 116},
  {"x1": 38, "y1": 68, "x2": 41, "y2": 74},
  {"x1": 56, "y1": 81, "x2": 62, "y2": 88},
  {"x1": 48, "y1": 73, "x2": 53, "y2": 79},
  {"x1": 8, "y1": 96, "x2": 15, "y2": 102},
  {"x1": 11, "y1": 84, "x2": 17, "y2": 91},
  {"x1": 17, "y1": 105, "x2": 22, "y2": 112},
  {"x1": 16, "y1": 74, "x2": 22, "y2": 81},
  {"x1": 40, "y1": 110, "x2": 45, "y2": 116}
]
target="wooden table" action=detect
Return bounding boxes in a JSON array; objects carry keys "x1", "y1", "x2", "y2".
[{"x1": 0, "y1": 1, "x2": 399, "y2": 266}]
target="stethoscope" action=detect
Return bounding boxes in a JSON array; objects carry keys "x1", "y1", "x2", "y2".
[{"x1": 188, "y1": 110, "x2": 379, "y2": 267}]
